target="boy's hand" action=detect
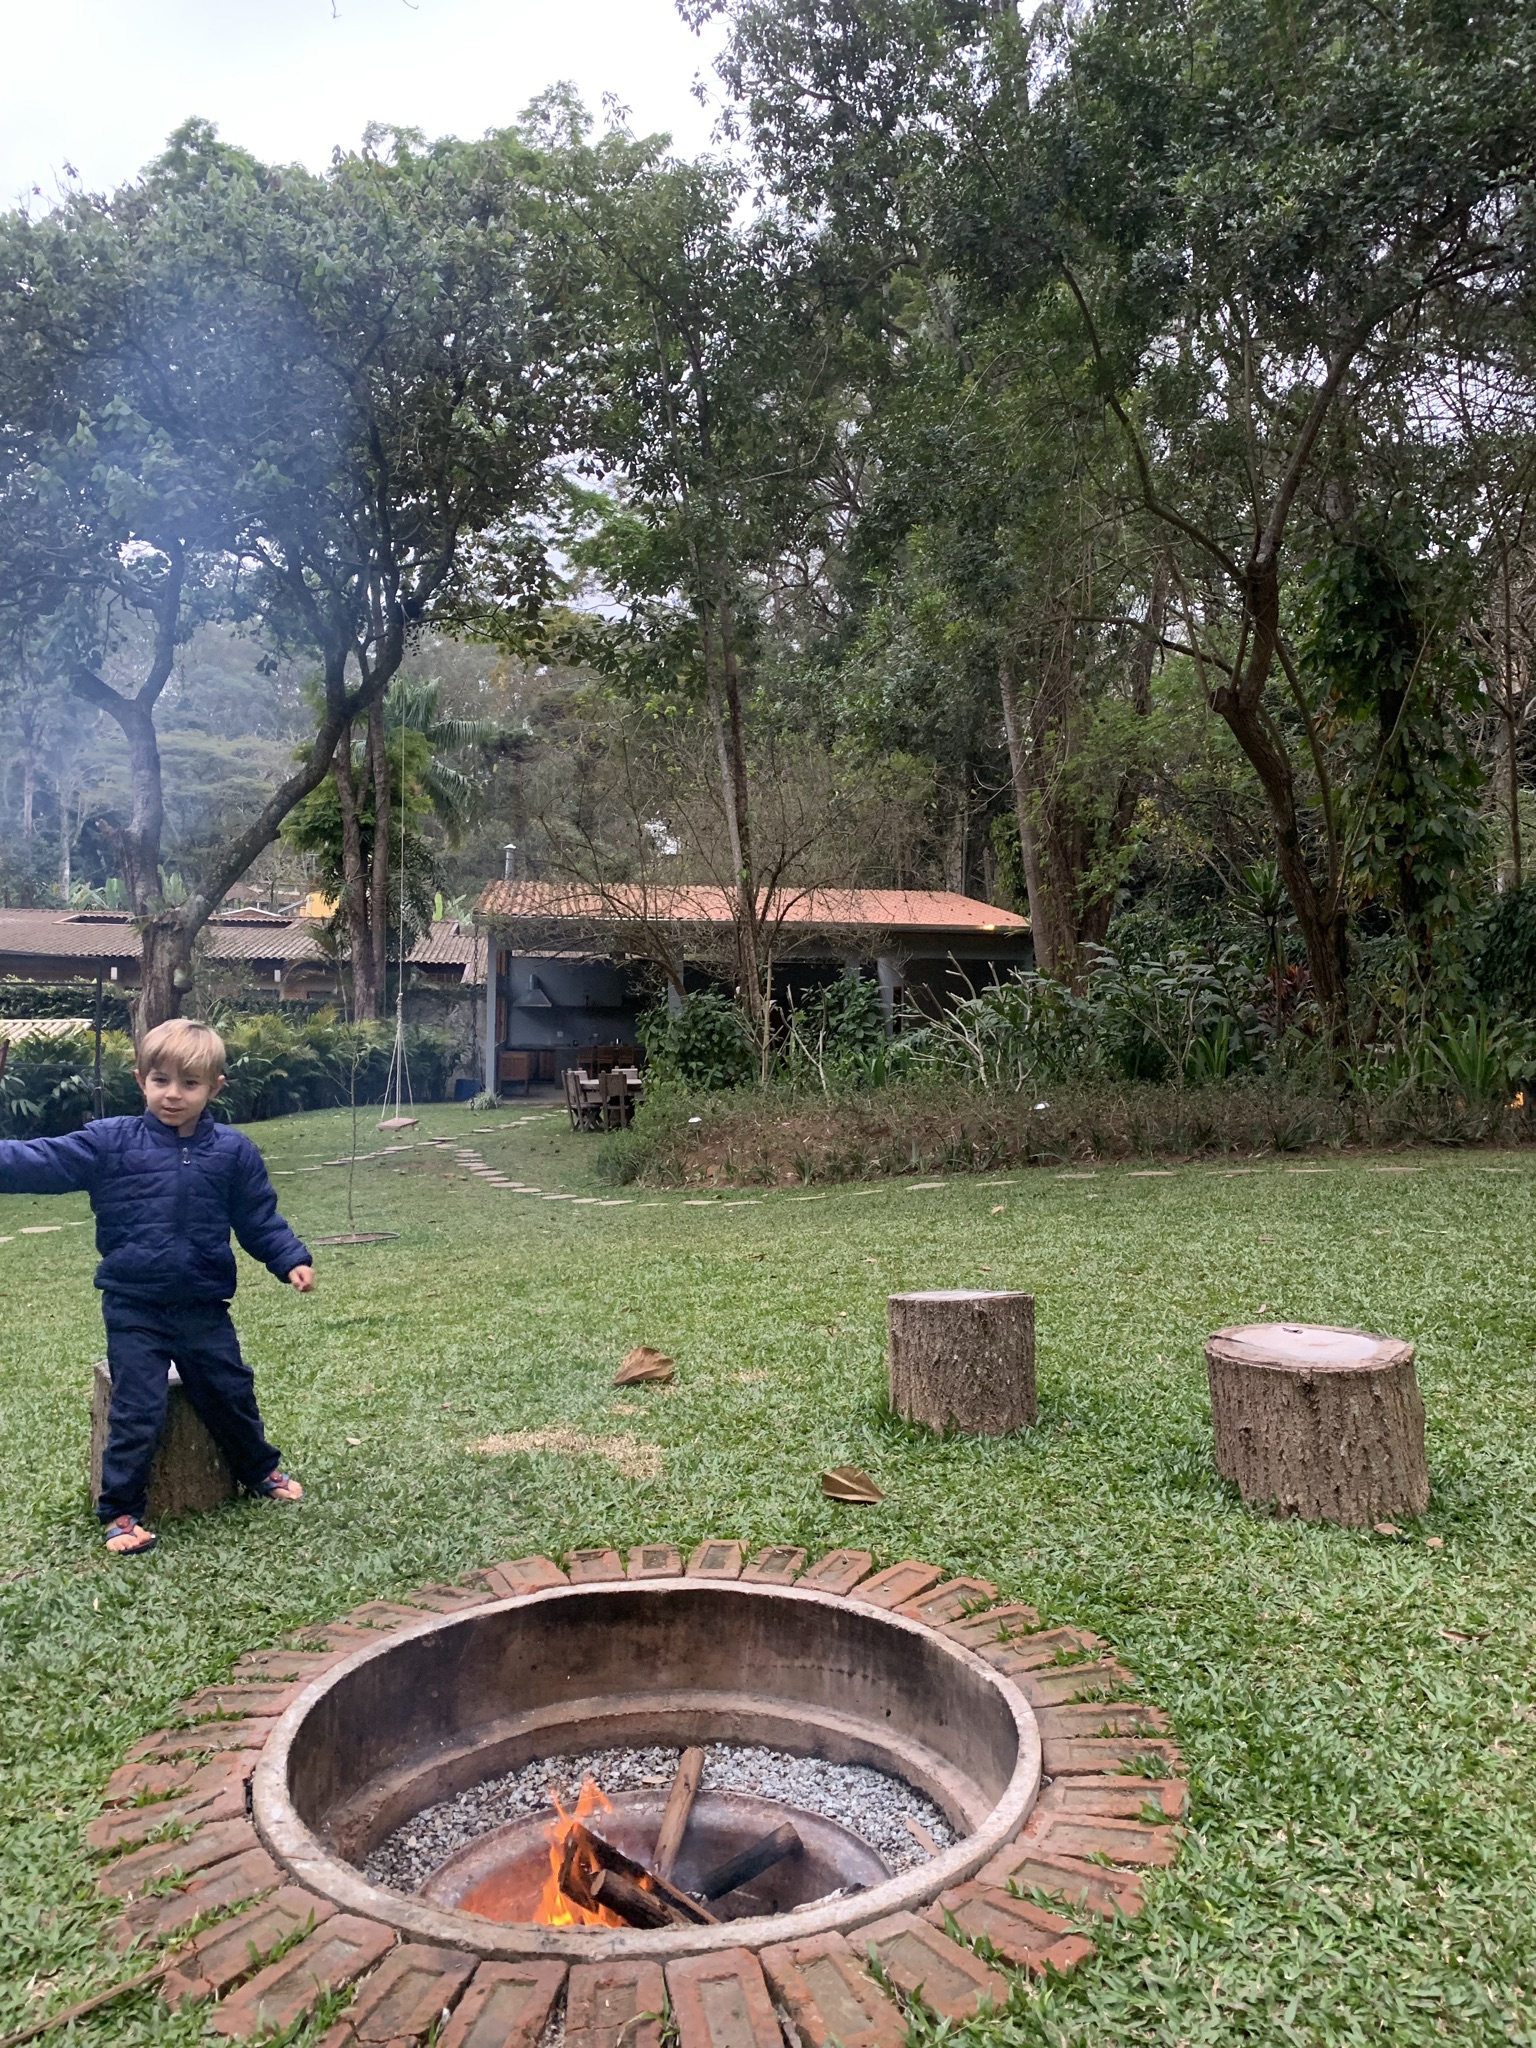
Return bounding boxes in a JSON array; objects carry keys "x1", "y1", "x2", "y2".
[{"x1": 288, "y1": 1264, "x2": 315, "y2": 1293}]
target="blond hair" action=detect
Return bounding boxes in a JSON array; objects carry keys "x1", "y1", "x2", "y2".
[{"x1": 136, "y1": 1019, "x2": 226, "y2": 1083}]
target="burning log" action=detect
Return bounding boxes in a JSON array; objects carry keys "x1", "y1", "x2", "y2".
[
  {"x1": 697, "y1": 1822, "x2": 802, "y2": 1901},
  {"x1": 588, "y1": 1869, "x2": 689, "y2": 1929},
  {"x1": 652, "y1": 1747, "x2": 705, "y2": 1880},
  {"x1": 558, "y1": 1820, "x2": 717, "y2": 1927}
]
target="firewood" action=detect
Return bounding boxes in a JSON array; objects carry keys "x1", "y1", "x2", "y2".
[
  {"x1": 558, "y1": 1819, "x2": 718, "y2": 1926},
  {"x1": 653, "y1": 1746, "x2": 705, "y2": 1879},
  {"x1": 697, "y1": 1821, "x2": 802, "y2": 1900},
  {"x1": 589, "y1": 1868, "x2": 688, "y2": 1929}
]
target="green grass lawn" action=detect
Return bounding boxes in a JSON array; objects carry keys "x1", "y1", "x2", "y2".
[{"x1": 3, "y1": 1108, "x2": 1536, "y2": 2046}]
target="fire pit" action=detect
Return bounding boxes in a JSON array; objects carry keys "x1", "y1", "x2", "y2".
[{"x1": 254, "y1": 1576, "x2": 1039, "y2": 1960}]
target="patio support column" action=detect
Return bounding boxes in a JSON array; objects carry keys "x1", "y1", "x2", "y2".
[
  {"x1": 876, "y1": 954, "x2": 903, "y2": 1034},
  {"x1": 483, "y1": 943, "x2": 498, "y2": 1097}
]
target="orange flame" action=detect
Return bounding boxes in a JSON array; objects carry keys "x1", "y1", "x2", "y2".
[{"x1": 534, "y1": 1777, "x2": 628, "y2": 1927}]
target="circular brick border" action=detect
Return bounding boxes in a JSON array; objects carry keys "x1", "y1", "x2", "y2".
[{"x1": 89, "y1": 1544, "x2": 1185, "y2": 2044}]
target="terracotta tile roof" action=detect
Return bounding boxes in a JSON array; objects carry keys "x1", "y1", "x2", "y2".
[
  {"x1": 473, "y1": 882, "x2": 1026, "y2": 933},
  {"x1": 0, "y1": 909, "x2": 329, "y2": 968}
]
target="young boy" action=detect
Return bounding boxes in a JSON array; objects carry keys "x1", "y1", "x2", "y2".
[{"x1": 0, "y1": 1019, "x2": 313, "y2": 1556}]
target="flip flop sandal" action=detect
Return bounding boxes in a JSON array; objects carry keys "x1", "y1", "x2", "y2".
[
  {"x1": 104, "y1": 1515, "x2": 157, "y2": 1557},
  {"x1": 256, "y1": 1471, "x2": 304, "y2": 1503}
]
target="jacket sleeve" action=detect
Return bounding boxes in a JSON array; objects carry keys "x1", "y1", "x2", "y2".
[
  {"x1": 230, "y1": 1137, "x2": 311, "y2": 1281},
  {"x1": 0, "y1": 1125, "x2": 102, "y2": 1196}
]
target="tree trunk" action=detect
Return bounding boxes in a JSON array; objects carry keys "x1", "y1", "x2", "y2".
[
  {"x1": 366, "y1": 694, "x2": 392, "y2": 1011},
  {"x1": 1204, "y1": 1321, "x2": 1428, "y2": 1526},
  {"x1": 90, "y1": 1360, "x2": 236, "y2": 1520},
  {"x1": 333, "y1": 719, "x2": 377, "y2": 1021},
  {"x1": 134, "y1": 919, "x2": 198, "y2": 1034},
  {"x1": 888, "y1": 1289, "x2": 1037, "y2": 1436}
]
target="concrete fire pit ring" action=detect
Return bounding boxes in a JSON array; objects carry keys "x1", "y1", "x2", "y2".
[
  {"x1": 91, "y1": 1546, "x2": 1185, "y2": 2043},
  {"x1": 253, "y1": 1579, "x2": 1040, "y2": 1960}
]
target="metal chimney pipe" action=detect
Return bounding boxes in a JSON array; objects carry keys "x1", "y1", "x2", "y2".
[{"x1": 503, "y1": 843, "x2": 517, "y2": 881}]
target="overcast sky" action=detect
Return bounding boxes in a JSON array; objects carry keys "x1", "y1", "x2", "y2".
[{"x1": 0, "y1": 0, "x2": 728, "y2": 209}]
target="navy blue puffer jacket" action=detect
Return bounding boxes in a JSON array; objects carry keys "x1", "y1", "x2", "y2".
[{"x1": 0, "y1": 1111, "x2": 310, "y2": 1302}]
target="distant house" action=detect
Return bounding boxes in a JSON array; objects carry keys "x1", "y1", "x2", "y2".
[{"x1": 472, "y1": 880, "x2": 1030, "y2": 1095}]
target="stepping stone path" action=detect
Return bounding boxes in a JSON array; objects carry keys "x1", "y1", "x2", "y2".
[{"x1": 84, "y1": 1554, "x2": 1183, "y2": 2042}]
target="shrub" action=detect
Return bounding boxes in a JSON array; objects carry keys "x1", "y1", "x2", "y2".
[{"x1": 638, "y1": 990, "x2": 756, "y2": 1091}]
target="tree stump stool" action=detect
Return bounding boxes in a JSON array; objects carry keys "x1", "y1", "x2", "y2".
[
  {"x1": 1204, "y1": 1322, "x2": 1428, "y2": 1526},
  {"x1": 888, "y1": 1289, "x2": 1036, "y2": 1435},
  {"x1": 89, "y1": 1360, "x2": 237, "y2": 1521}
]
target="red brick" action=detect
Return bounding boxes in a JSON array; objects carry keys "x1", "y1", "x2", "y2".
[
  {"x1": 627, "y1": 1543, "x2": 682, "y2": 1579},
  {"x1": 438, "y1": 1961, "x2": 567, "y2": 2048},
  {"x1": 87, "y1": 1783, "x2": 244, "y2": 1854},
  {"x1": 1038, "y1": 1775, "x2": 1187, "y2": 1821},
  {"x1": 484, "y1": 1556, "x2": 568, "y2": 1597},
  {"x1": 667, "y1": 1948, "x2": 779, "y2": 2048},
  {"x1": 103, "y1": 1750, "x2": 252, "y2": 1807},
  {"x1": 740, "y1": 1545, "x2": 806, "y2": 1586},
  {"x1": 111, "y1": 1844, "x2": 282, "y2": 1950},
  {"x1": 347, "y1": 1601, "x2": 432, "y2": 1631},
  {"x1": 686, "y1": 1541, "x2": 743, "y2": 1581},
  {"x1": 796, "y1": 1549, "x2": 872, "y2": 1596},
  {"x1": 337, "y1": 1941, "x2": 477, "y2": 2042},
  {"x1": 927, "y1": 1882, "x2": 1092, "y2": 1974},
  {"x1": 850, "y1": 1561, "x2": 943, "y2": 1611},
  {"x1": 287, "y1": 1621, "x2": 389, "y2": 1653},
  {"x1": 897, "y1": 1577, "x2": 997, "y2": 1627},
  {"x1": 758, "y1": 1931, "x2": 906, "y2": 2048},
  {"x1": 940, "y1": 1603, "x2": 1041, "y2": 1651},
  {"x1": 127, "y1": 1720, "x2": 273, "y2": 1761},
  {"x1": 981, "y1": 1627, "x2": 1105, "y2": 1674},
  {"x1": 160, "y1": 1887, "x2": 336, "y2": 2005},
  {"x1": 977, "y1": 1843, "x2": 1141, "y2": 1918},
  {"x1": 1040, "y1": 1736, "x2": 1181, "y2": 1777},
  {"x1": 565, "y1": 1549, "x2": 626, "y2": 1585},
  {"x1": 176, "y1": 1683, "x2": 302, "y2": 1721},
  {"x1": 859, "y1": 1910, "x2": 1010, "y2": 2021},
  {"x1": 230, "y1": 1648, "x2": 345, "y2": 1684},
  {"x1": 1035, "y1": 1701, "x2": 1167, "y2": 1739},
  {"x1": 565, "y1": 1961, "x2": 666, "y2": 2048},
  {"x1": 1009, "y1": 1660, "x2": 1137, "y2": 1709},
  {"x1": 1024, "y1": 1813, "x2": 1179, "y2": 1868},
  {"x1": 401, "y1": 1584, "x2": 493, "y2": 1614},
  {"x1": 209, "y1": 1914, "x2": 396, "y2": 2038},
  {"x1": 97, "y1": 1818, "x2": 260, "y2": 1898}
]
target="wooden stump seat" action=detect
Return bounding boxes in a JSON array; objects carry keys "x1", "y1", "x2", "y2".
[
  {"x1": 90, "y1": 1359, "x2": 237, "y2": 1521},
  {"x1": 888, "y1": 1289, "x2": 1037, "y2": 1436},
  {"x1": 1204, "y1": 1321, "x2": 1428, "y2": 1526}
]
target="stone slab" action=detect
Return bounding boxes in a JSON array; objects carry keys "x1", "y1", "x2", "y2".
[
  {"x1": 851, "y1": 1561, "x2": 943, "y2": 1611},
  {"x1": 565, "y1": 1960, "x2": 666, "y2": 2048},
  {"x1": 565, "y1": 1549, "x2": 627, "y2": 1585},
  {"x1": 977, "y1": 1842, "x2": 1142, "y2": 1918},
  {"x1": 336, "y1": 1940, "x2": 478, "y2": 2042},
  {"x1": 97, "y1": 1818, "x2": 260, "y2": 1898},
  {"x1": 1035, "y1": 1701, "x2": 1168, "y2": 1738},
  {"x1": 103, "y1": 1751, "x2": 252, "y2": 1806},
  {"x1": 287, "y1": 1622, "x2": 389, "y2": 1654},
  {"x1": 1009, "y1": 1660, "x2": 1137, "y2": 1709},
  {"x1": 347, "y1": 1602, "x2": 432, "y2": 1632},
  {"x1": 758, "y1": 1931, "x2": 906, "y2": 2048},
  {"x1": 667, "y1": 1947, "x2": 780, "y2": 2048},
  {"x1": 686, "y1": 1541, "x2": 744, "y2": 1581},
  {"x1": 796, "y1": 1549, "x2": 872, "y2": 1596},
  {"x1": 161, "y1": 1887, "x2": 337, "y2": 2005},
  {"x1": 438, "y1": 1961, "x2": 568, "y2": 2048},
  {"x1": 230, "y1": 1649, "x2": 346, "y2": 1684},
  {"x1": 859, "y1": 1910, "x2": 1010, "y2": 2021},
  {"x1": 1039, "y1": 1735, "x2": 1181, "y2": 1777},
  {"x1": 1024, "y1": 1813, "x2": 1180, "y2": 1867},
  {"x1": 111, "y1": 1844, "x2": 282, "y2": 1950},
  {"x1": 628, "y1": 1544, "x2": 683, "y2": 1580},
  {"x1": 940, "y1": 1603, "x2": 1041, "y2": 1650},
  {"x1": 485, "y1": 1556, "x2": 569, "y2": 1597},
  {"x1": 927, "y1": 1882, "x2": 1094, "y2": 1976},
  {"x1": 739, "y1": 1546, "x2": 806, "y2": 1586},
  {"x1": 176, "y1": 1683, "x2": 302, "y2": 1721},
  {"x1": 897, "y1": 1577, "x2": 997, "y2": 1627},
  {"x1": 1038, "y1": 1775, "x2": 1187, "y2": 1821},
  {"x1": 401, "y1": 1584, "x2": 494, "y2": 1615},
  {"x1": 209, "y1": 1913, "x2": 396, "y2": 2037},
  {"x1": 126, "y1": 1720, "x2": 274, "y2": 1761},
  {"x1": 86, "y1": 1782, "x2": 244, "y2": 1854},
  {"x1": 982, "y1": 1627, "x2": 1105, "y2": 1673}
]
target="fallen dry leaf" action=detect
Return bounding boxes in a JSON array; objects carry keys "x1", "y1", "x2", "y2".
[
  {"x1": 821, "y1": 1464, "x2": 884, "y2": 1503},
  {"x1": 615, "y1": 1345, "x2": 676, "y2": 1386},
  {"x1": 467, "y1": 1430, "x2": 663, "y2": 1481}
]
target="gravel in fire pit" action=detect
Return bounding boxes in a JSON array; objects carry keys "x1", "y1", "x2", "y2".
[{"x1": 363, "y1": 1743, "x2": 957, "y2": 1897}]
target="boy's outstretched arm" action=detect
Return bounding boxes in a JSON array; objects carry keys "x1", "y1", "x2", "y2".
[
  {"x1": 0, "y1": 1126, "x2": 103, "y2": 1196},
  {"x1": 230, "y1": 1137, "x2": 312, "y2": 1284}
]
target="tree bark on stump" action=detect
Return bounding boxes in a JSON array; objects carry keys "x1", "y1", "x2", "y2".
[
  {"x1": 1204, "y1": 1322, "x2": 1428, "y2": 1526},
  {"x1": 888, "y1": 1290, "x2": 1036, "y2": 1436},
  {"x1": 90, "y1": 1360, "x2": 237, "y2": 1520}
]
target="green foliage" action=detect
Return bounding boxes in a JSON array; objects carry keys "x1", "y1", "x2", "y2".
[
  {"x1": 0, "y1": 980, "x2": 134, "y2": 1030},
  {"x1": 638, "y1": 990, "x2": 756, "y2": 1092},
  {"x1": 1475, "y1": 881, "x2": 1536, "y2": 1016},
  {"x1": 781, "y1": 976, "x2": 888, "y2": 1090}
]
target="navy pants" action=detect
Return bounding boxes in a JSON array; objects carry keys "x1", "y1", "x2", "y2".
[{"x1": 98, "y1": 1295, "x2": 280, "y2": 1523}]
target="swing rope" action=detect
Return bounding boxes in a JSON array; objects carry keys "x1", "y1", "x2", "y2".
[{"x1": 378, "y1": 698, "x2": 417, "y2": 1130}]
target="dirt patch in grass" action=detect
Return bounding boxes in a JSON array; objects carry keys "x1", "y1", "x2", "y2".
[{"x1": 466, "y1": 1429, "x2": 664, "y2": 1480}]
